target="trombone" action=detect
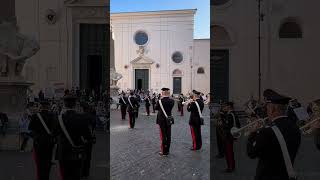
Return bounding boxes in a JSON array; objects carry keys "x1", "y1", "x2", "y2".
[
  {"x1": 231, "y1": 117, "x2": 269, "y2": 138},
  {"x1": 300, "y1": 117, "x2": 320, "y2": 135}
]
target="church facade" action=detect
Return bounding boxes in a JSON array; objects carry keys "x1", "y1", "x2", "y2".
[
  {"x1": 15, "y1": 0, "x2": 109, "y2": 96},
  {"x1": 212, "y1": 0, "x2": 320, "y2": 105},
  {"x1": 111, "y1": 9, "x2": 210, "y2": 95}
]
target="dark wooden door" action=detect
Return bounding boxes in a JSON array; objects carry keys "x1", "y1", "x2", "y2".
[
  {"x1": 80, "y1": 23, "x2": 108, "y2": 90},
  {"x1": 211, "y1": 49, "x2": 229, "y2": 102},
  {"x1": 173, "y1": 77, "x2": 182, "y2": 94},
  {"x1": 135, "y1": 69, "x2": 149, "y2": 90}
]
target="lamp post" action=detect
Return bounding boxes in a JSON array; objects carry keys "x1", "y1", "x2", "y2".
[{"x1": 257, "y1": 0, "x2": 264, "y2": 101}]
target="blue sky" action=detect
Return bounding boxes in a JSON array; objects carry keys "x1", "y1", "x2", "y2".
[{"x1": 110, "y1": 0, "x2": 210, "y2": 39}]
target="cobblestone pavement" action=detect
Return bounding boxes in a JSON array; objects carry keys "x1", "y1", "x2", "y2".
[
  {"x1": 211, "y1": 120, "x2": 320, "y2": 180},
  {"x1": 110, "y1": 103, "x2": 210, "y2": 180},
  {"x1": 0, "y1": 131, "x2": 109, "y2": 180}
]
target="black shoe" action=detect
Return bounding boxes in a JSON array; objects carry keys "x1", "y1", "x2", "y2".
[
  {"x1": 159, "y1": 152, "x2": 168, "y2": 156},
  {"x1": 215, "y1": 154, "x2": 224, "y2": 159}
]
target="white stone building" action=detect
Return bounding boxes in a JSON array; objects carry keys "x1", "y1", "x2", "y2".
[
  {"x1": 212, "y1": 0, "x2": 320, "y2": 105},
  {"x1": 111, "y1": 9, "x2": 210, "y2": 95},
  {"x1": 14, "y1": 0, "x2": 109, "y2": 96}
]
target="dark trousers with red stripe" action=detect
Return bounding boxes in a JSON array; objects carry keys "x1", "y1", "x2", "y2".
[
  {"x1": 120, "y1": 105, "x2": 127, "y2": 120},
  {"x1": 216, "y1": 128, "x2": 225, "y2": 156},
  {"x1": 152, "y1": 103, "x2": 156, "y2": 113},
  {"x1": 190, "y1": 125, "x2": 202, "y2": 150},
  {"x1": 146, "y1": 105, "x2": 150, "y2": 115},
  {"x1": 180, "y1": 105, "x2": 184, "y2": 116},
  {"x1": 32, "y1": 145, "x2": 53, "y2": 180},
  {"x1": 225, "y1": 139, "x2": 235, "y2": 170},
  {"x1": 159, "y1": 124, "x2": 171, "y2": 154},
  {"x1": 128, "y1": 111, "x2": 135, "y2": 128}
]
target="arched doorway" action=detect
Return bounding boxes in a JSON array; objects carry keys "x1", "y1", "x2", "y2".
[
  {"x1": 211, "y1": 25, "x2": 232, "y2": 102},
  {"x1": 172, "y1": 69, "x2": 182, "y2": 94}
]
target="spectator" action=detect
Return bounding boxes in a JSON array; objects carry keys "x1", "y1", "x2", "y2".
[{"x1": 19, "y1": 112, "x2": 31, "y2": 152}]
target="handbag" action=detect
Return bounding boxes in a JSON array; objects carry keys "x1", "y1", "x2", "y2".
[
  {"x1": 58, "y1": 114, "x2": 86, "y2": 160},
  {"x1": 159, "y1": 99, "x2": 174, "y2": 125},
  {"x1": 271, "y1": 126, "x2": 298, "y2": 180},
  {"x1": 195, "y1": 101, "x2": 204, "y2": 125}
]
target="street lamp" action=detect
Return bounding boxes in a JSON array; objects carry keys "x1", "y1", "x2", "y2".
[{"x1": 257, "y1": 0, "x2": 265, "y2": 101}]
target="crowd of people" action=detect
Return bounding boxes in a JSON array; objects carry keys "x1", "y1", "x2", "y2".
[
  {"x1": 116, "y1": 88, "x2": 210, "y2": 156},
  {"x1": 7, "y1": 86, "x2": 320, "y2": 180},
  {"x1": 17, "y1": 87, "x2": 109, "y2": 180}
]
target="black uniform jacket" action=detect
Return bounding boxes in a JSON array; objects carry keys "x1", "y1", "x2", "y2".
[
  {"x1": 145, "y1": 96, "x2": 151, "y2": 106},
  {"x1": 187, "y1": 99, "x2": 204, "y2": 126},
  {"x1": 29, "y1": 110, "x2": 58, "y2": 147},
  {"x1": 119, "y1": 96, "x2": 128, "y2": 106},
  {"x1": 57, "y1": 110, "x2": 94, "y2": 159},
  {"x1": 178, "y1": 96, "x2": 184, "y2": 105},
  {"x1": 247, "y1": 116, "x2": 301, "y2": 180},
  {"x1": 151, "y1": 96, "x2": 157, "y2": 104},
  {"x1": 155, "y1": 97, "x2": 175, "y2": 126},
  {"x1": 127, "y1": 96, "x2": 139, "y2": 112},
  {"x1": 221, "y1": 111, "x2": 241, "y2": 139}
]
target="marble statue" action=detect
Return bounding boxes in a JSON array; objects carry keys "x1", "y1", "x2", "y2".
[
  {"x1": 0, "y1": 17, "x2": 40, "y2": 78},
  {"x1": 110, "y1": 67, "x2": 123, "y2": 87}
]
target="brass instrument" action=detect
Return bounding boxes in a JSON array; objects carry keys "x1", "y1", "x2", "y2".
[
  {"x1": 182, "y1": 99, "x2": 194, "y2": 105},
  {"x1": 231, "y1": 117, "x2": 269, "y2": 138},
  {"x1": 300, "y1": 99, "x2": 320, "y2": 134},
  {"x1": 300, "y1": 117, "x2": 320, "y2": 135}
]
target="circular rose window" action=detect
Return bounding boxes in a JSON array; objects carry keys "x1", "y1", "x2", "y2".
[
  {"x1": 172, "y1": 51, "x2": 183, "y2": 64},
  {"x1": 134, "y1": 31, "x2": 149, "y2": 46}
]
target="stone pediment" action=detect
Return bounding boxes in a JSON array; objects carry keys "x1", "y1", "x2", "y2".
[
  {"x1": 64, "y1": 0, "x2": 108, "y2": 7},
  {"x1": 131, "y1": 55, "x2": 154, "y2": 65}
]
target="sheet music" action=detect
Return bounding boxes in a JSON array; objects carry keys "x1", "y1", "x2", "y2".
[{"x1": 293, "y1": 107, "x2": 310, "y2": 121}]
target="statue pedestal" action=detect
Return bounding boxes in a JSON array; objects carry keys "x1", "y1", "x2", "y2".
[
  {"x1": 110, "y1": 85, "x2": 120, "y2": 110},
  {"x1": 0, "y1": 79, "x2": 33, "y2": 151}
]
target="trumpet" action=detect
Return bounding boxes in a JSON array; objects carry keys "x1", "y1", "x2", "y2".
[
  {"x1": 300, "y1": 117, "x2": 320, "y2": 135},
  {"x1": 182, "y1": 99, "x2": 194, "y2": 105},
  {"x1": 231, "y1": 117, "x2": 269, "y2": 138}
]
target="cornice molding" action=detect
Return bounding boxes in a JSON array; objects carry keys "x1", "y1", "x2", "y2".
[
  {"x1": 111, "y1": 9, "x2": 196, "y2": 19},
  {"x1": 64, "y1": 0, "x2": 108, "y2": 7}
]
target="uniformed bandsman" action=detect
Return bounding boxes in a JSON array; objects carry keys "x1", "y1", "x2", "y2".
[
  {"x1": 155, "y1": 88, "x2": 175, "y2": 156},
  {"x1": 57, "y1": 95, "x2": 93, "y2": 180},
  {"x1": 144, "y1": 94, "x2": 151, "y2": 116},
  {"x1": 221, "y1": 102, "x2": 240, "y2": 173},
  {"x1": 247, "y1": 89, "x2": 301, "y2": 180},
  {"x1": 134, "y1": 93, "x2": 141, "y2": 118},
  {"x1": 151, "y1": 93, "x2": 157, "y2": 113},
  {"x1": 215, "y1": 105, "x2": 225, "y2": 159},
  {"x1": 80, "y1": 102, "x2": 97, "y2": 179},
  {"x1": 28, "y1": 100, "x2": 58, "y2": 180},
  {"x1": 127, "y1": 92, "x2": 139, "y2": 128},
  {"x1": 178, "y1": 94, "x2": 185, "y2": 116},
  {"x1": 187, "y1": 91, "x2": 204, "y2": 151},
  {"x1": 119, "y1": 92, "x2": 128, "y2": 120}
]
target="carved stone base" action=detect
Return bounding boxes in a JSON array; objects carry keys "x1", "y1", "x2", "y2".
[{"x1": 110, "y1": 85, "x2": 120, "y2": 97}]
